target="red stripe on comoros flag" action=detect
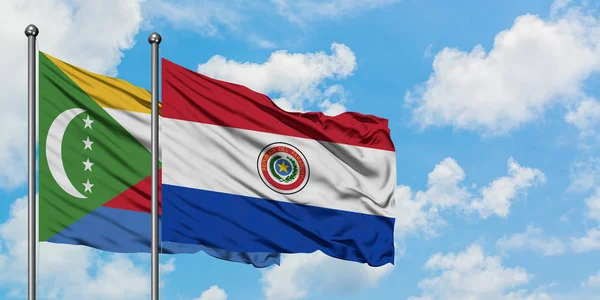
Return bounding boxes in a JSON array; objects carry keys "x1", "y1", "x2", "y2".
[
  {"x1": 161, "y1": 58, "x2": 395, "y2": 152},
  {"x1": 102, "y1": 169, "x2": 161, "y2": 214}
]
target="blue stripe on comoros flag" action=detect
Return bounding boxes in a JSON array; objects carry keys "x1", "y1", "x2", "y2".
[
  {"x1": 46, "y1": 205, "x2": 280, "y2": 268},
  {"x1": 161, "y1": 184, "x2": 396, "y2": 267}
]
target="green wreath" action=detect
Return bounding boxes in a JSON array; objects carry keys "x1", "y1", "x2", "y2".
[{"x1": 269, "y1": 155, "x2": 298, "y2": 183}]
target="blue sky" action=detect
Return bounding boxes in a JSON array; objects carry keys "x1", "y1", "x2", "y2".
[{"x1": 2, "y1": 0, "x2": 600, "y2": 299}]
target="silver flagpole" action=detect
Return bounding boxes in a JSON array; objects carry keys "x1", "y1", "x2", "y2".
[
  {"x1": 25, "y1": 24, "x2": 39, "y2": 300},
  {"x1": 148, "y1": 32, "x2": 162, "y2": 300}
]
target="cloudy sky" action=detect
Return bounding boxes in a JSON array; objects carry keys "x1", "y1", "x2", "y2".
[{"x1": 1, "y1": 0, "x2": 600, "y2": 299}]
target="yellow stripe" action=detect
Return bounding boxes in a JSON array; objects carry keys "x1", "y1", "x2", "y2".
[{"x1": 42, "y1": 52, "x2": 161, "y2": 114}]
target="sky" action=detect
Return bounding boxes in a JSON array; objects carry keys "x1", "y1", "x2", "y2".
[{"x1": 1, "y1": 0, "x2": 600, "y2": 299}]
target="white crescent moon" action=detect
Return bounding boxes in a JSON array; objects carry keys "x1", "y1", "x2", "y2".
[{"x1": 46, "y1": 108, "x2": 87, "y2": 199}]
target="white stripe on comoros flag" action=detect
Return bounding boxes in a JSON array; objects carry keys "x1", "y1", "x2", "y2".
[
  {"x1": 104, "y1": 108, "x2": 152, "y2": 152},
  {"x1": 160, "y1": 119, "x2": 396, "y2": 266}
]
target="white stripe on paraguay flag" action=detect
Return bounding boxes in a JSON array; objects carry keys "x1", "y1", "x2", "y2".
[{"x1": 160, "y1": 58, "x2": 396, "y2": 266}]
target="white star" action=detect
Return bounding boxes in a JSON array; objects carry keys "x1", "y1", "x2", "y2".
[
  {"x1": 83, "y1": 136, "x2": 94, "y2": 151},
  {"x1": 83, "y1": 115, "x2": 94, "y2": 129},
  {"x1": 83, "y1": 158, "x2": 94, "y2": 172},
  {"x1": 83, "y1": 179, "x2": 94, "y2": 193}
]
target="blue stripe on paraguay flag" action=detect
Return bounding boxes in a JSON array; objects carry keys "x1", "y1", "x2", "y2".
[{"x1": 160, "y1": 58, "x2": 397, "y2": 267}]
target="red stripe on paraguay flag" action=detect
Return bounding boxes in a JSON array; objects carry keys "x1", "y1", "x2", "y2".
[
  {"x1": 160, "y1": 59, "x2": 394, "y2": 152},
  {"x1": 160, "y1": 58, "x2": 397, "y2": 266}
]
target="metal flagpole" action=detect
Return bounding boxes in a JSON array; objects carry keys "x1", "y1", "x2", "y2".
[
  {"x1": 25, "y1": 24, "x2": 39, "y2": 300},
  {"x1": 149, "y1": 32, "x2": 162, "y2": 300}
]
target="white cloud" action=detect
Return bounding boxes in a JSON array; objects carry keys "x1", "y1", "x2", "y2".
[
  {"x1": 406, "y1": 5, "x2": 600, "y2": 135},
  {"x1": 144, "y1": 0, "x2": 397, "y2": 47},
  {"x1": 569, "y1": 186, "x2": 600, "y2": 253},
  {"x1": 194, "y1": 285, "x2": 228, "y2": 300},
  {"x1": 161, "y1": 257, "x2": 176, "y2": 273},
  {"x1": 469, "y1": 158, "x2": 546, "y2": 218},
  {"x1": 0, "y1": 196, "x2": 91, "y2": 288},
  {"x1": 318, "y1": 99, "x2": 347, "y2": 116},
  {"x1": 571, "y1": 228, "x2": 600, "y2": 253},
  {"x1": 409, "y1": 244, "x2": 540, "y2": 300},
  {"x1": 585, "y1": 187, "x2": 600, "y2": 222},
  {"x1": 272, "y1": 0, "x2": 401, "y2": 25},
  {"x1": 394, "y1": 158, "x2": 469, "y2": 238},
  {"x1": 272, "y1": 99, "x2": 305, "y2": 113},
  {"x1": 260, "y1": 251, "x2": 393, "y2": 300},
  {"x1": 569, "y1": 157, "x2": 600, "y2": 192},
  {"x1": 317, "y1": 85, "x2": 348, "y2": 116},
  {"x1": 394, "y1": 185, "x2": 445, "y2": 238},
  {"x1": 0, "y1": 196, "x2": 163, "y2": 299},
  {"x1": 143, "y1": 0, "x2": 243, "y2": 37},
  {"x1": 423, "y1": 44, "x2": 434, "y2": 58},
  {"x1": 504, "y1": 289, "x2": 553, "y2": 300},
  {"x1": 396, "y1": 157, "x2": 545, "y2": 238},
  {"x1": 159, "y1": 257, "x2": 176, "y2": 288},
  {"x1": 581, "y1": 270, "x2": 600, "y2": 289},
  {"x1": 550, "y1": 0, "x2": 574, "y2": 17},
  {"x1": 419, "y1": 157, "x2": 470, "y2": 209},
  {"x1": 0, "y1": 0, "x2": 145, "y2": 189},
  {"x1": 73, "y1": 255, "x2": 149, "y2": 300},
  {"x1": 197, "y1": 42, "x2": 356, "y2": 112},
  {"x1": 565, "y1": 98, "x2": 600, "y2": 136},
  {"x1": 248, "y1": 35, "x2": 277, "y2": 49},
  {"x1": 496, "y1": 225, "x2": 566, "y2": 256}
]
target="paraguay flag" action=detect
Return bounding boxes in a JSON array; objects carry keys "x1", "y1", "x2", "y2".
[
  {"x1": 38, "y1": 52, "x2": 279, "y2": 268},
  {"x1": 160, "y1": 58, "x2": 397, "y2": 266}
]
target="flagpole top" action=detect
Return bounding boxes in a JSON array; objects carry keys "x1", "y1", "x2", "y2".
[
  {"x1": 24, "y1": 24, "x2": 39, "y2": 37},
  {"x1": 148, "y1": 32, "x2": 162, "y2": 45}
]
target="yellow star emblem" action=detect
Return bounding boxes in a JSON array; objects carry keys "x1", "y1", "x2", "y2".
[{"x1": 277, "y1": 161, "x2": 290, "y2": 173}]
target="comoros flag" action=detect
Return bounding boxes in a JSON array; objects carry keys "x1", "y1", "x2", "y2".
[
  {"x1": 38, "y1": 52, "x2": 279, "y2": 267},
  {"x1": 160, "y1": 58, "x2": 397, "y2": 267}
]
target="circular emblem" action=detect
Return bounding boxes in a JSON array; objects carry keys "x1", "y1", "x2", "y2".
[{"x1": 257, "y1": 142, "x2": 310, "y2": 194}]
